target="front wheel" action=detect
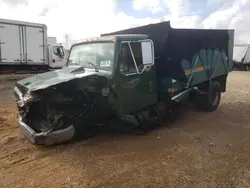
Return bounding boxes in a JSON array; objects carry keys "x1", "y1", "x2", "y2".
[{"x1": 195, "y1": 81, "x2": 221, "y2": 112}]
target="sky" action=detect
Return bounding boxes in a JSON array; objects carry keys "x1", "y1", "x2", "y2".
[{"x1": 0, "y1": 0, "x2": 250, "y2": 48}]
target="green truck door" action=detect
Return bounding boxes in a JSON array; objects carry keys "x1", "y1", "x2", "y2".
[{"x1": 115, "y1": 41, "x2": 157, "y2": 115}]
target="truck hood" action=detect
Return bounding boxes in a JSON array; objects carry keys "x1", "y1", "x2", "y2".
[{"x1": 15, "y1": 66, "x2": 109, "y2": 93}]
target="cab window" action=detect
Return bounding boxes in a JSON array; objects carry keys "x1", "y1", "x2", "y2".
[
  {"x1": 53, "y1": 46, "x2": 64, "y2": 57},
  {"x1": 119, "y1": 42, "x2": 143, "y2": 75}
]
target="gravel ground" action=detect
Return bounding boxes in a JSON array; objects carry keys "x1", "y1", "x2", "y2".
[{"x1": 0, "y1": 71, "x2": 250, "y2": 188}]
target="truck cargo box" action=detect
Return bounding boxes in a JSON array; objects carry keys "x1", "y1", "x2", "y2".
[
  {"x1": 47, "y1": 37, "x2": 57, "y2": 45},
  {"x1": 0, "y1": 18, "x2": 47, "y2": 66},
  {"x1": 102, "y1": 21, "x2": 234, "y2": 83}
]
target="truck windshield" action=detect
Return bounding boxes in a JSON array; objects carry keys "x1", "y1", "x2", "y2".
[{"x1": 68, "y1": 42, "x2": 114, "y2": 71}]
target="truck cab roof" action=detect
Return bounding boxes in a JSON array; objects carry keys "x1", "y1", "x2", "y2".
[
  {"x1": 72, "y1": 34, "x2": 149, "y2": 46},
  {"x1": 0, "y1": 18, "x2": 46, "y2": 28},
  {"x1": 111, "y1": 34, "x2": 148, "y2": 40}
]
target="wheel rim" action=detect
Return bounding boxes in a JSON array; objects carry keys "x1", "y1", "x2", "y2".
[{"x1": 212, "y1": 90, "x2": 219, "y2": 106}]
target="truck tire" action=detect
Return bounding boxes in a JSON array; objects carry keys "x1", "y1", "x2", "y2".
[
  {"x1": 166, "y1": 101, "x2": 181, "y2": 122},
  {"x1": 195, "y1": 81, "x2": 221, "y2": 112}
]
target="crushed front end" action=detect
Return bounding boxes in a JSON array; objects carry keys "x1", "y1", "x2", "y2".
[
  {"x1": 13, "y1": 73, "x2": 115, "y2": 146},
  {"x1": 14, "y1": 85, "x2": 76, "y2": 145}
]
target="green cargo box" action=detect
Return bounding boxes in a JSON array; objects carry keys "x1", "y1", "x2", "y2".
[{"x1": 102, "y1": 21, "x2": 234, "y2": 95}]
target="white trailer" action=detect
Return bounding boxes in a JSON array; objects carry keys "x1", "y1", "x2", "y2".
[
  {"x1": 0, "y1": 18, "x2": 66, "y2": 71},
  {"x1": 47, "y1": 37, "x2": 57, "y2": 44},
  {"x1": 233, "y1": 44, "x2": 250, "y2": 70}
]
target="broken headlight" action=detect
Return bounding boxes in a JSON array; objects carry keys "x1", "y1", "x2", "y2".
[{"x1": 14, "y1": 87, "x2": 40, "y2": 107}]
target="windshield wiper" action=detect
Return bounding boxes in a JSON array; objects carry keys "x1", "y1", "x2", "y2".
[{"x1": 87, "y1": 61, "x2": 99, "y2": 72}]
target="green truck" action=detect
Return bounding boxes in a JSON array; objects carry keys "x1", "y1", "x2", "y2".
[{"x1": 13, "y1": 21, "x2": 234, "y2": 145}]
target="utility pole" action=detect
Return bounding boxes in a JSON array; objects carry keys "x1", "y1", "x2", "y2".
[{"x1": 64, "y1": 33, "x2": 71, "y2": 50}]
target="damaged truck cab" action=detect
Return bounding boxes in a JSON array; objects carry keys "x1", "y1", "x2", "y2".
[
  {"x1": 14, "y1": 21, "x2": 234, "y2": 145},
  {"x1": 14, "y1": 35, "x2": 157, "y2": 145}
]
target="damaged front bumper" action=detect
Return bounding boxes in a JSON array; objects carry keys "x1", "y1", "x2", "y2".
[
  {"x1": 14, "y1": 86, "x2": 76, "y2": 146},
  {"x1": 18, "y1": 116, "x2": 75, "y2": 146}
]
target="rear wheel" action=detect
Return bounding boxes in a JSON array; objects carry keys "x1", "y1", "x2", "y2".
[{"x1": 195, "y1": 81, "x2": 221, "y2": 112}]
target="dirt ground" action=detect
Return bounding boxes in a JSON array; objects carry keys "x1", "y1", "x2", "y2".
[{"x1": 0, "y1": 71, "x2": 250, "y2": 188}]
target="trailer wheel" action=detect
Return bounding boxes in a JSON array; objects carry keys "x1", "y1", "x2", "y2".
[{"x1": 196, "y1": 81, "x2": 221, "y2": 112}]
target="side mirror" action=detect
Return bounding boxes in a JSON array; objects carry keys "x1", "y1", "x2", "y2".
[
  {"x1": 60, "y1": 48, "x2": 65, "y2": 58},
  {"x1": 55, "y1": 47, "x2": 64, "y2": 58},
  {"x1": 56, "y1": 47, "x2": 60, "y2": 55},
  {"x1": 141, "y1": 41, "x2": 154, "y2": 65}
]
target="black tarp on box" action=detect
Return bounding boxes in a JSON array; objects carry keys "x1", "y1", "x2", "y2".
[{"x1": 102, "y1": 21, "x2": 230, "y2": 82}]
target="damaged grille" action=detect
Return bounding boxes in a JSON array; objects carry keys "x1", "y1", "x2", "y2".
[{"x1": 14, "y1": 74, "x2": 114, "y2": 136}]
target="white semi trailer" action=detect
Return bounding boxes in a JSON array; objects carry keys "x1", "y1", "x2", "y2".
[
  {"x1": 0, "y1": 18, "x2": 66, "y2": 71},
  {"x1": 233, "y1": 44, "x2": 250, "y2": 71}
]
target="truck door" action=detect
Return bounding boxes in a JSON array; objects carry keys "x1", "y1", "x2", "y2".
[
  {"x1": 49, "y1": 45, "x2": 66, "y2": 68},
  {"x1": 0, "y1": 23, "x2": 22, "y2": 64},
  {"x1": 116, "y1": 40, "x2": 158, "y2": 115},
  {"x1": 25, "y1": 26, "x2": 45, "y2": 65}
]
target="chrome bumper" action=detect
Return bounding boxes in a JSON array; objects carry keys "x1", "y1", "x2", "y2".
[{"x1": 18, "y1": 116, "x2": 75, "y2": 146}]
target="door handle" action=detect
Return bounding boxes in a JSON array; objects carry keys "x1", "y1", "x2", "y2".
[
  {"x1": 149, "y1": 81, "x2": 153, "y2": 91},
  {"x1": 127, "y1": 80, "x2": 136, "y2": 84}
]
